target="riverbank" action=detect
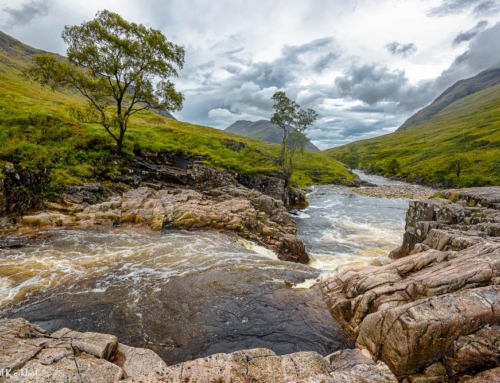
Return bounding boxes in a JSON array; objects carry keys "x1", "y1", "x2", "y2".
[
  {"x1": 320, "y1": 187, "x2": 500, "y2": 382},
  {"x1": 4, "y1": 173, "x2": 500, "y2": 381}
]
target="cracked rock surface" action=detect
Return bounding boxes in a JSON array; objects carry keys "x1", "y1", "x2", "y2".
[
  {"x1": 16, "y1": 184, "x2": 308, "y2": 263},
  {"x1": 319, "y1": 187, "x2": 500, "y2": 382},
  {"x1": 0, "y1": 318, "x2": 397, "y2": 382}
]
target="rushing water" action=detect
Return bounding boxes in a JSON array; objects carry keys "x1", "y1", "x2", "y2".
[{"x1": 0, "y1": 173, "x2": 412, "y2": 364}]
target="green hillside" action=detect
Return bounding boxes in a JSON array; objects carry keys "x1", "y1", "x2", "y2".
[
  {"x1": 225, "y1": 120, "x2": 320, "y2": 152},
  {"x1": 397, "y1": 68, "x2": 500, "y2": 131},
  {"x1": 325, "y1": 79, "x2": 500, "y2": 187},
  {"x1": 0, "y1": 31, "x2": 356, "y2": 197}
]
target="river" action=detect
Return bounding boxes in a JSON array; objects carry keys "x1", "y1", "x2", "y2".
[{"x1": 0, "y1": 172, "x2": 411, "y2": 364}]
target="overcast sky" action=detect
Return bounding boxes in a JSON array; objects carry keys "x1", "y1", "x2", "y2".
[{"x1": 2, "y1": 0, "x2": 500, "y2": 149}]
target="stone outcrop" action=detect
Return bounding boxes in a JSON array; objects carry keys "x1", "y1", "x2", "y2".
[
  {"x1": 319, "y1": 187, "x2": 500, "y2": 382},
  {"x1": 1, "y1": 156, "x2": 311, "y2": 262},
  {"x1": 0, "y1": 318, "x2": 397, "y2": 383},
  {"x1": 16, "y1": 184, "x2": 308, "y2": 263}
]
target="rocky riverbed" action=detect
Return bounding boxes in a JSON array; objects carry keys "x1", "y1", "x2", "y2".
[
  {"x1": 2, "y1": 156, "x2": 500, "y2": 382},
  {"x1": 349, "y1": 184, "x2": 433, "y2": 200}
]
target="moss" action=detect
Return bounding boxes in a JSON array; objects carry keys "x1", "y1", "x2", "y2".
[{"x1": 449, "y1": 193, "x2": 460, "y2": 203}]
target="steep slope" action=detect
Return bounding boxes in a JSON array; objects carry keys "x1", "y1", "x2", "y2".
[
  {"x1": 0, "y1": 30, "x2": 355, "y2": 194},
  {"x1": 398, "y1": 68, "x2": 500, "y2": 131},
  {"x1": 226, "y1": 120, "x2": 320, "y2": 152},
  {"x1": 325, "y1": 80, "x2": 500, "y2": 187}
]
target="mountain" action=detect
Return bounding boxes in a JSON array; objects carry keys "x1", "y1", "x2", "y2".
[
  {"x1": 398, "y1": 68, "x2": 500, "y2": 131},
  {"x1": 324, "y1": 70, "x2": 500, "y2": 187},
  {"x1": 0, "y1": 30, "x2": 355, "y2": 191},
  {"x1": 225, "y1": 120, "x2": 320, "y2": 152}
]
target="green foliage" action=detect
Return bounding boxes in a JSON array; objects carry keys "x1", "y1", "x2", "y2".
[
  {"x1": 0, "y1": 37, "x2": 356, "y2": 197},
  {"x1": 270, "y1": 91, "x2": 318, "y2": 179},
  {"x1": 387, "y1": 158, "x2": 401, "y2": 175},
  {"x1": 23, "y1": 10, "x2": 185, "y2": 154},
  {"x1": 342, "y1": 146, "x2": 360, "y2": 171},
  {"x1": 324, "y1": 82, "x2": 500, "y2": 187}
]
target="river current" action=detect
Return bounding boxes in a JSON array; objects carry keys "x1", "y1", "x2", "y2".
[{"x1": 0, "y1": 172, "x2": 411, "y2": 364}]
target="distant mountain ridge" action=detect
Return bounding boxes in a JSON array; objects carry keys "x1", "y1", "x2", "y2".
[
  {"x1": 398, "y1": 68, "x2": 500, "y2": 131},
  {"x1": 225, "y1": 120, "x2": 320, "y2": 152}
]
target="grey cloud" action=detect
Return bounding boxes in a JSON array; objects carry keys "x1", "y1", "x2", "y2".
[
  {"x1": 223, "y1": 82, "x2": 277, "y2": 111},
  {"x1": 184, "y1": 60, "x2": 217, "y2": 86},
  {"x1": 427, "y1": 0, "x2": 499, "y2": 17},
  {"x1": 443, "y1": 21, "x2": 500, "y2": 81},
  {"x1": 281, "y1": 37, "x2": 335, "y2": 62},
  {"x1": 221, "y1": 47, "x2": 248, "y2": 65},
  {"x1": 348, "y1": 105, "x2": 387, "y2": 114},
  {"x1": 2, "y1": 0, "x2": 49, "y2": 28},
  {"x1": 453, "y1": 20, "x2": 488, "y2": 46},
  {"x1": 386, "y1": 41, "x2": 417, "y2": 58},
  {"x1": 334, "y1": 63, "x2": 439, "y2": 114},
  {"x1": 314, "y1": 52, "x2": 340, "y2": 72},
  {"x1": 472, "y1": 1, "x2": 500, "y2": 16},
  {"x1": 232, "y1": 37, "x2": 340, "y2": 90},
  {"x1": 335, "y1": 64, "x2": 408, "y2": 106},
  {"x1": 222, "y1": 65, "x2": 242, "y2": 75}
]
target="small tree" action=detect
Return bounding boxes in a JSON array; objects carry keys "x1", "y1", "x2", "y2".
[
  {"x1": 448, "y1": 156, "x2": 471, "y2": 180},
  {"x1": 24, "y1": 10, "x2": 185, "y2": 155},
  {"x1": 270, "y1": 91, "x2": 318, "y2": 179},
  {"x1": 387, "y1": 158, "x2": 401, "y2": 175}
]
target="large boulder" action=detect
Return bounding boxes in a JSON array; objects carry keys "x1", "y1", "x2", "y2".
[{"x1": 319, "y1": 187, "x2": 500, "y2": 381}]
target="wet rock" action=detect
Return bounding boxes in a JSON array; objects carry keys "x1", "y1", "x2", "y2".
[
  {"x1": 62, "y1": 183, "x2": 108, "y2": 205},
  {"x1": 320, "y1": 187, "x2": 500, "y2": 381},
  {"x1": 18, "y1": 184, "x2": 309, "y2": 263}
]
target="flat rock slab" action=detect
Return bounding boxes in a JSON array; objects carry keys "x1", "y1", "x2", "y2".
[
  {"x1": 51, "y1": 327, "x2": 118, "y2": 360},
  {"x1": 112, "y1": 343, "x2": 168, "y2": 378},
  {"x1": 6, "y1": 353, "x2": 123, "y2": 383},
  {"x1": 124, "y1": 348, "x2": 397, "y2": 383}
]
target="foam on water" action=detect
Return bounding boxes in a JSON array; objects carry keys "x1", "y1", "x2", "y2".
[
  {"x1": 293, "y1": 178, "x2": 415, "y2": 288},
  {"x1": 0, "y1": 230, "x2": 289, "y2": 308}
]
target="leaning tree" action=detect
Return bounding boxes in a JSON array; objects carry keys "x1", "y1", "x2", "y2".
[{"x1": 24, "y1": 10, "x2": 185, "y2": 155}]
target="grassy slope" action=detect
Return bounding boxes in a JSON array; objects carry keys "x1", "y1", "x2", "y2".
[
  {"x1": 0, "y1": 32, "x2": 355, "y2": 195},
  {"x1": 325, "y1": 83, "x2": 500, "y2": 187}
]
